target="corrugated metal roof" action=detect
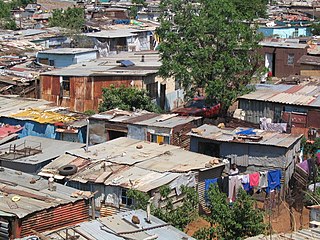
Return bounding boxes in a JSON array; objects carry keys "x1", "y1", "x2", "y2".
[
  {"x1": 67, "y1": 137, "x2": 178, "y2": 165},
  {"x1": 66, "y1": 137, "x2": 223, "y2": 170},
  {"x1": 133, "y1": 114, "x2": 202, "y2": 128},
  {"x1": 187, "y1": 124, "x2": 302, "y2": 148},
  {"x1": 100, "y1": 209, "x2": 195, "y2": 240},
  {"x1": 136, "y1": 148, "x2": 225, "y2": 173},
  {"x1": 0, "y1": 167, "x2": 89, "y2": 218},
  {"x1": 298, "y1": 54, "x2": 320, "y2": 66},
  {"x1": 104, "y1": 166, "x2": 180, "y2": 192},
  {"x1": 84, "y1": 29, "x2": 143, "y2": 38},
  {"x1": 40, "y1": 52, "x2": 161, "y2": 77},
  {"x1": 0, "y1": 95, "x2": 50, "y2": 117},
  {"x1": 39, "y1": 137, "x2": 224, "y2": 191},
  {"x1": 0, "y1": 136, "x2": 84, "y2": 165},
  {"x1": 239, "y1": 84, "x2": 320, "y2": 107},
  {"x1": 90, "y1": 109, "x2": 156, "y2": 124},
  {"x1": 36, "y1": 209, "x2": 195, "y2": 240},
  {"x1": 245, "y1": 228, "x2": 320, "y2": 239}
]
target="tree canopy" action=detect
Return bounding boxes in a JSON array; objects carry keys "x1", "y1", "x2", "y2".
[
  {"x1": 128, "y1": 185, "x2": 199, "y2": 230},
  {"x1": 311, "y1": 22, "x2": 320, "y2": 36},
  {"x1": 156, "y1": 0, "x2": 266, "y2": 113},
  {"x1": 99, "y1": 85, "x2": 161, "y2": 113},
  {"x1": 194, "y1": 186, "x2": 266, "y2": 240},
  {"x1": 0, "y1": 0, "x2": 35, "y2": 29},
  {"x1": 49, "y1": 7, "x2": 85, "y2": 31}
]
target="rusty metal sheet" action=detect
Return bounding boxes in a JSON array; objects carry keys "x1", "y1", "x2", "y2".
[
  {"x1": 20, "y1": 200, "x2": 89, "y2": 237},
  {"x1": 282, "y1": 112, "x2": 307, "y2": 126},
  {"x1": 284, "y1": 85, "x2": 304, "y2": 94},
  {"x1": 291, "y1": 127, "x2": 308, "y2": 138},
  {"x1": 307, "y1": 110, "x2": 320, "y2": 128}
]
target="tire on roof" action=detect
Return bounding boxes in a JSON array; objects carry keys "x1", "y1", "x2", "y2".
[{"x1": 58, "y1": 164, "x2": 78, "y2": 176}]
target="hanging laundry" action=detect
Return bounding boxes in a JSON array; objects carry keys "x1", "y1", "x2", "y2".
[
  {"x1": 298, "y1": 160, "x2": 309, "y2": 174},
  {"x1": 228, "y1": 175, "x2": 242, "y2": 202},
  {"x1": 307, "y1": 158, "x2": 316, "y2": 181},
  {"x1": 205, "y1": 178, "x2": 218, "y2": 192},
  {"x1": 239, "y1": 174, "x2": 249, "y2": 184},
  {"x1": 249, "y1": 172, "x2": 260, "y2": 187},
  {"x1": 218, "y1": 177, "x2": 229, "y2": 195},
  {"x1": 242, "y1": 182, "x2": 252, "y2": 192},
  {"x1": 205, "y1": 178, "x2": 218, "y2": 202},
  {"x1": 259, "y1": 171, "x2": 268, "y2": 188},
  {"x1": 266, "y1": 169, "x2": 281, "y2": 193}
]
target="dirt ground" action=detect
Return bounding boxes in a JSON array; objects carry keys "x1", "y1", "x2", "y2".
[
  {"x1": 184, "y1": 202, "x2": 310, "y2": 237},
  {"x1": 185, "y1": 217, "x2": 210, "y2": 237},
  {"x1": 268, "y1": 204, "x2": 310, "y2": 233}
]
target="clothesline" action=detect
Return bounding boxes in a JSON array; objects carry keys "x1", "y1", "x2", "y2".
[{"x1": 205, "y1": 169, "x2": 282, "y2": 203}]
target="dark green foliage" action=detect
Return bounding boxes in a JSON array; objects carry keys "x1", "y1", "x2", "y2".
[
  {"x1": 157, "y1": 0, "x2": 266, "y2": 114},
  {"x1": 194, "y1": 186, "x2": 266, "y2": 240},
  {"x1": 83, "y1": 109, "x2": 96, "y2": 116},
  {"x1": 0, "y1": 0, "x2": 34, "y2": 29},
  {"x1": 127, "y1": 189, "x2": 150, "y2": 210},
  {"x1": 128, "y1": 185, "x2": 199, "y2": 230},
  {"x1": 49, "y1": 7, "x2": 85, "y2": 30},
  {"x1": 129, "y1": 6, "x2": 138, "y2": 18},
  {"x1": 311, "y1": 22, "x2": 320, "y2": 36},
  {"x1": 99, "y1": 85, "x2": 162, "y2": 113}
]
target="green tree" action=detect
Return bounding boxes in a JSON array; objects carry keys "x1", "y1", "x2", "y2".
[
  {"x1": 99, "y1": 85, "x2": 162, "y2": 113},
  {"x1": 311, "y1": 22, "x2": 320, "y2": 36},
  {"x1": 49, "y1": 7, "x2": 85, "y2": 31},
  {"x1": 0, "y1": 0, "x2": 34, "y2": 30},
  {"x1": 128, "y1": 185, "x2": 199, "y2": 230},
  {"x1": 157, "y1": 0, "x2": 266, "y2": 114},
  {"x1": 194, "y1": 186, "x2": 265, "y2": 240}
]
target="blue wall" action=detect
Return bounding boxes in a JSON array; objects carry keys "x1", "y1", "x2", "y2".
[
  {"x1": 36, "y1": 51, "x2": 97, "y2": 68},
  {"x1": 258, "y1": 26, "x2": 311, "y2": 38},
  {"x1": 0, "y1": 117, "x2": 86, "y2": 143}
]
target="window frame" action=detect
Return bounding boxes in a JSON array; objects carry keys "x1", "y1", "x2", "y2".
[
  {"x1": 121, "y1": 188, "x2": 133, "y2": 206},
  {"x1": 61, "y1": 76, "x2": 70, "y2": 98},
  {"x1": 287, "y1": 53, "x2": 294, "y2": 65}
]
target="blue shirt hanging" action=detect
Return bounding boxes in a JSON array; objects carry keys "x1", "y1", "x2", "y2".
[
  {"x1": 266, "y1": 170, "x2": 281, "y2": 193},
  {"x1": 205, "y1": 178, "x2": 218, "y2": 202}
]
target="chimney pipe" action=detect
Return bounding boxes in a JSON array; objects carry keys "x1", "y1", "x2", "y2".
[
  {"x1": 141, "y1": 55, "x2": 145, "y2": 62},
  {"x1": 85, "y1": 118, "x2": 90, "y2": 152},
  {"x1": 146, "y1": 196, "x2": 154, "y2": 223}
]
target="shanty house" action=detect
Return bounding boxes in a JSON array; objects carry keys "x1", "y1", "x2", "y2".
[
  {"x1": 89, "y1": 109, "x2": 158, "y2": 144},
  {"x1": 89, "y1": 109, "x2": 202, "y2": 148},
  {"x1": 36, "y1": 48, "x2": 99, "y2": 68},
  {"x1": 259, "y1": 41, "x2": 308, "y2": 77},
  {"x1": 0, "y1": 136, "x2": 84, "y2": 174},
  {"x1": 127, "y1": 113, "x2": 202, "y2": 148},
  {"x1": 188, "y1": 124, "x2": 303, "y2": 195},
  {"x1": 298, "y1": 53, "x2": 320, "y2": 76},
  {"x1": 84, "y1": 28, "x2": 153, "y2": 56},
  {"x1": 237, "y1": 84, "x2": 320, "y2": 137},
  {"x1": 0, "y1": 167, "x2": 90, "y2": 239},
  {"x1": 40, "y1": 52, "x2": 184, "y2": 112},
  {"x1": 0, "y1": 96, "x2": 88, "y2": 143},
  {"x1": 39, "y1": 137, "x2": 226, "y2": 213}
]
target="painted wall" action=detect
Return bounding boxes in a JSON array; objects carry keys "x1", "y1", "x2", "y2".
[
  {"x1": 37, "y1": 51, "x2": 97, "y2": 68},
  {"x1": 0, "y1": 117, "x2": 86, "y2": 143},
  {"x1": 258, "y1": 26, "x2": 311, "y2": 38},
  {"x1": 258, "y1": 46, "x2": 307, "y2": 78}
]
